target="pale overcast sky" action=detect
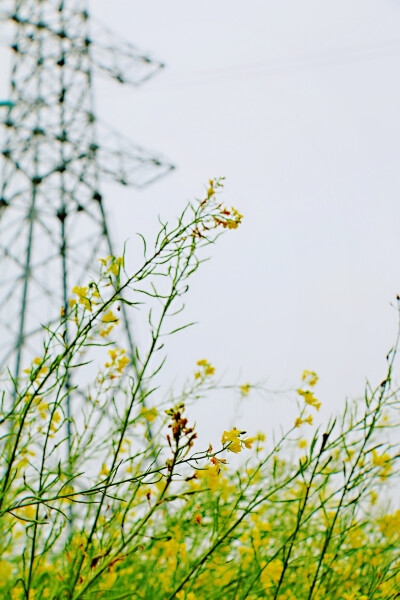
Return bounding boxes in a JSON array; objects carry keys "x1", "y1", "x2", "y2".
[{"x1": 2, "y1": 0, "x2": 400, "y2": 446}]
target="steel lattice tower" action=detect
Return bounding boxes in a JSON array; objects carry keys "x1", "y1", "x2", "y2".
[{"x1": 0, "y1": 0, "x2": 173, "y2": 381}]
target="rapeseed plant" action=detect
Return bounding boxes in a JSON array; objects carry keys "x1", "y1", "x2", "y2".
[{"x1": 0, "y1": 180, "x2": 399, "y2": 599}]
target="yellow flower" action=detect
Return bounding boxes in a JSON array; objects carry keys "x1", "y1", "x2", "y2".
[
  {"x1": 208, "y1": 463, "x2": 220, "y2": 477},
  {"x1": 243, "y1": 437, "x2": 257, "y2": 449},
  {"x1": 105, "y1": 348, "x2": 130, "y2": 376},
  {"x1": 221, "y1": 428, "x2": 242, "y2": 453},
  {"x1": 372, "y1": 449, "x2": 391, "y2": 468},
  {"x1": 99, "y1": 325, "x2": 113, "y2": 337},
  {"x1": 227, "y1": 439, "x2": 242, "y2": 453},
  {"x1": 24, "y1": 357, "x2": 49, "y2": 380},
  {"x1": 207, "y1": 185, "x2": 215, "y2": 199},
  {"x1": 298, "y1": 439, "x2": 307, "y2": 449},
  {"x1": 72, "y1": 285, "x2": 91, "y2": 311},
  {"x1": 38, "y1": 402, "x2": 49, "y2": 419},
  {"x1": 74, "y1": 283, "x2": 87, "y2": 297},
  {"x1": 99, "y1": 255, "x2": 124, "y2": 276},
  {"x1": 221, "y1": 427, "x2": 240, "y2": 445},
  {"x1": 221, "y1": 427, "x2": 254, "y2": 453},
  {"x1": 102, "y1": 310, "x2": 119, "y2": 324},
  {"x1": 301, "y1": 370, "x2": 318, "y2": 386},
  {"x1": 232, "y1": 206, "x2": 243, "y2": 220},
  {"x1": 295, "y1": 415, "x2": 313, "y2": 427},
  {"x1": 100, "y1": 463, "x2": 109, "y2": 477},
  {"x1": 49, "y1": 411, "x2": 62, "y2": 432},
  {"x1": 299, "y1": 455, "x2": 308, "y2": 467},
  {"x1": 109, "y1": 349, "x2": 118, "y2": 361},
  {"x1": 117, "y1": 355, "x2": 130, "y2": 373},
  {"x1": 372, "y1": 449, "x2": 392, "y2": 480},
  {"x1": 140, "y1": 407, "x2": 158, "y2": 423},
  {"x1": 15, "y1": 504, "x2": 36, "y2": 521},
  {"x1": 99, "y1": 256, "x2": 111, "y2": 266},
  {"x1": 297, "y1": 389, "x2": 321, "y2": 410},
  {"x1": 195, "y1": 358, "x2": 215, "y2": 376},
  {"x1": 109, "y1": 256, "x2": 124, "y2": 276},
  {"x1": 240, "y1": 383, "x2": 250, "y2": 395},
  {"x1": 17, "y1": 456, "x2": 29, "y2": 469},
  {"x1": 226, "y1": 220, "x2": 239, "y2": 229}
]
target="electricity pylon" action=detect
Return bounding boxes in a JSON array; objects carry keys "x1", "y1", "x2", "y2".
[{"x1": 0, "y1": 1, "x2": 174, "y2": 383}]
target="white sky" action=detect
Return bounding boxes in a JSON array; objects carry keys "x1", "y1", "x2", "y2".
[{"x1": 2, "y1": 0, "x2": 400, "y2": 447}]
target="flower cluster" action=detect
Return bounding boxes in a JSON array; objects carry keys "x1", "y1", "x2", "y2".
[
  {"x1": 294, "y1": 414, "x2": 313, "y2": 428},
  {"x1": 297, "y1": 389, "x2": 321, "y2": 411},
  {"x1": 194, "y1": 358, "x2": 215, "y2": 380},
  {"x1": 191, "y1": 178, "x2": 243, "y2": 239},
  {"x1": 104, "y1": 347, "x2": 130, "y2": 378},
  {"x1": 98, "y1": 255, "x2": 124, "y2": 277},
  {"x1": 294, "y1": 370, "x2": 321, "y2": 428},
  {"x1": 99, "y1": 309, "x2": 119, "y2": 337},
  {"x1": 301, "y1": 370, "x2": 318, "y2": 386},
  {"x1": 221, "y1": 427, "x2": 257, "y2": 454},
  {"x1": 372, "y1": 449, "x2": 392, "y2": 481},
  {"x1": 139, "y1": 406, "x2": 158, "y2": 423},
  {"x1": 23, "y1": 356, "x2": 48, "y2": 381},
  {"x1": 70, "y1": 283, "x2": 100, "y2": 312},
  {"x1": 165, "y1": 403, "x2": 197, "y2": 462},
  {"x1": 213, "y1": 206, "x2": 243, "y2": 230}
]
